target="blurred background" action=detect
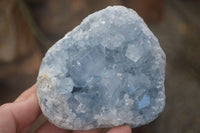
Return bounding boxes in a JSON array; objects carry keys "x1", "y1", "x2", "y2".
[{"x1": 0, "y1": 0, "x2": 200, "y2": 132}]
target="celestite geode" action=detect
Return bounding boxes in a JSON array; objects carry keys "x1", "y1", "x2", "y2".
[{"x1": 36, "y1": 6, "x2": 166, "y2": 130}]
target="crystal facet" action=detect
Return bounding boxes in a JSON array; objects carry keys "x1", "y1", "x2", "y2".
[{"x1": 36, "y1": 6, "x2": 166, "y2": 130}]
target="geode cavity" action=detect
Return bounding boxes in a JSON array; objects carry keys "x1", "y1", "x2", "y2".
[{"x1": 36, "y1": 6, "x2": 166, "y2": 130}]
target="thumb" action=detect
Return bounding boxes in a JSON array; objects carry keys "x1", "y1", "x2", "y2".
[{"x1": 0, "y1": 85, "x2": 41, "y2": 133}]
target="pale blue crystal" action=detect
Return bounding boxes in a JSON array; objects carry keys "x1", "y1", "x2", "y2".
[
  {"x1": 36, "y1": 6, "x2": 166, "y2": 130},
  {"x1": 138, "y1": 95, "x2": 151, "y2": 109}
]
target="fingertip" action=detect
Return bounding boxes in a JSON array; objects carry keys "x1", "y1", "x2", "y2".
[
  {"x1": 15, "y1": 84, "x2": 36, "y2": 102},
  {"x1": 73, "y1": 128, "x2": 104, "y2": 133},
  {"x1": 11, "y1": 90, "x2": 41, "y2": 132},
  {"x1": 36, "y1": 121, "x2": 71, "y2": 133},
  {"x1": 0, "y1": 85, "x2": 41, "y2": 133},
  {"x1": 107, "y1": 125, "x2": 132, "y2": 133}
]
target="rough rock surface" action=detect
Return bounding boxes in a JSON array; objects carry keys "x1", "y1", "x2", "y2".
[{"x1": 36, "y1": 6, "x2": 166, "y2": 130}]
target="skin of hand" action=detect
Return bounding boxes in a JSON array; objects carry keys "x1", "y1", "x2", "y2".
[{"x1": 0, "y1": 85, "x2": 132, "y2": 133}]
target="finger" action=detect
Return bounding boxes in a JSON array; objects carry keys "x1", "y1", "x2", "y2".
[
  {"x1": 73, "y1": 128, "x2": 104, "y2": 133},
  {"x1": 15, "y1": 84, "x2": 36, "y2": 102},
  {"x1": 107, "y1": 125, "x2": 131, "y2": 133},
  {"x1": 0, "y1": 86, "x2": 41, "y2": 133},
  {"x1": 36, "y1": 121, "x2": 72, "y2": 133}
]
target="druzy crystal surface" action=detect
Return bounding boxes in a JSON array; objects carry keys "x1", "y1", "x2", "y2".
[{"x1": 36, "y1": 6, "x2": 166, "y2": 130}]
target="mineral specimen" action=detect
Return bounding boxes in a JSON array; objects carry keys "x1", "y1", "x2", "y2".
[{"x1": 36, "y1": 6, "x2": 166, "y2": 130}]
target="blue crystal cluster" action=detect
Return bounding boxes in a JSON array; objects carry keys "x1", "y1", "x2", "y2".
[{"x1": 36, "y1": 6, "x2": 166, "y2": 130}]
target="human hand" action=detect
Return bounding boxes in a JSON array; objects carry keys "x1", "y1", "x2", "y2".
[{"x1": 0, "y1": 85, "x2": 131, "y2": 133}]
